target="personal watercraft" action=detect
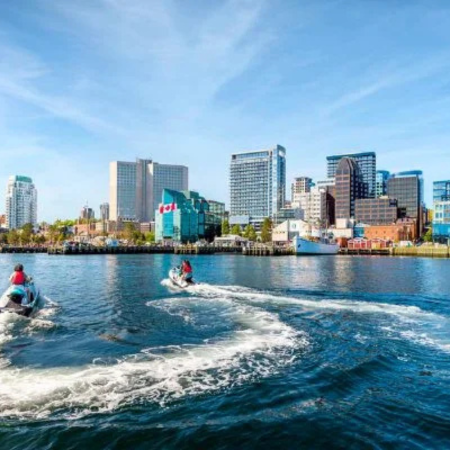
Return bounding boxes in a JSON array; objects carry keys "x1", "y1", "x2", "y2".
[{"x1": 0, "y1": 280, "x2": 41, "y2": 317}]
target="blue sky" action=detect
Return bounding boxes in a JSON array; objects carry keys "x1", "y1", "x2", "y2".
[{"x1": 1, "y1": 0, "x2": 450, "y2": 221}]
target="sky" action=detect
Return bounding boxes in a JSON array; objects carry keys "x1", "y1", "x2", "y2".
[{"x1": 1, "y1": 0, "x2": 450, "y2": 221}]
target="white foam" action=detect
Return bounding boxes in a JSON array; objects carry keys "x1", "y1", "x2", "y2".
[{"x1": 0, "y1": 298, "x2": 305, "y2": 420}]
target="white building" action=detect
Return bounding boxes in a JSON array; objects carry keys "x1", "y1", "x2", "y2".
[
  {"x1": 291, "y1": 186, "x2": 327, "y2": 225},
  {"x1": 291, "y1": 177, "x2": 312, "y2": 201},
  {"x1": 110, "y1": 159, "x2": 188, "y2": 222},
  {"x1": 5, "y1": 175, "x2": 37, "y2": 229},
  {"x1": 229, "y1": 145, "x2": 286, "y2": 227}
]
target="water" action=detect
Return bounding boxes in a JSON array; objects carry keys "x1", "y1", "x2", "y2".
[{"x1": 0, "y1": 254, "x2": 449, "y2": 449}]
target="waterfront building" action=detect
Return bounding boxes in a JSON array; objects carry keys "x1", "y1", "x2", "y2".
[
  {"x1": 272, "y1": 219, "x2": 311, "y2": 244},
  {"x1": 5, "y1": 175, "x2": 37, "y2": 230},
  {"x1": 155, "y1": 189, "x2": 212, "y2": 243},
  {"x1": 335, "y1": 158, "x2": 368, "y2": 220},
  {"x1": 80, "y1": 205, "x2": 95, "y2": 220},
  {"x1": 208, "y1": 200, "x2": 226, "y2": 226},
  {"x1": 364, "y1": 219, "x2": 417, "y2": 242},
  {"x1": 110, "y1": 159, "x2": 188, "y2": 222},
  {"x1": 291, "y1": 177, "x2": 312, "y2": 204},
  {"x1": 376, "y1": 171, "x2": 390, "y2": 197},
  {"x1": 355, "y1": 197, "x2": 398, "y2": 225},
  {"x1": 433, "y1": 180, "x2": 450, "y2": 202},
  {"x1": 229, "y1": 145, "x2": 286, "y2": 227},
  {"x1": 387, "y1": 171, "x2": 424, "y2": 235},
  {"x1": 327, "y1": 152, "x2": 376, "y2": 197},
  {"x1": 100, "y1": 203, "x2": 110, "y2": 221},
  {"x1": 272, "y1": 207, "x2": 304, "y2": 226}
]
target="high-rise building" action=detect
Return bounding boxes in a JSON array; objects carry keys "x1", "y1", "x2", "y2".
[
  {"x1": 80, "y1": 206, "x2": 95, "y2": 220},
  {"x1": 327, "y1": 152, "x2": 376, "y2": 197},
  {"x1": 229, "y1": 145, "x2": 286, "y2": 225},
  {"x1": 291, "y1": 177, "x2": 312, "y2": 204},
  {"x1": 100, "y1": 203, "x2": 110, "y2": 221},
  {"x1": 387, "y1": 171, "x2": 424, "y2": 235},
  {"x1": 5, "y1": 175, "x2": 37, "y2": 230},
  {"x1": 355, "y1": 197, "x2": 398, "y2": 225},
  {"x1": 433, "y1": 180, "x2": 450, "y2": 202},
  {"x1": 291, "y1": 187, "x2": 327, "y2": 225},
  {"x1": 335, "y1": 157, "x2": 368, "y2": 220},
  {"x1": 376, "y1": 170, "x2": 390, "y2": 197},
  {"x1": 109, "y1": 159, "x2": 188, "y2": 222}
]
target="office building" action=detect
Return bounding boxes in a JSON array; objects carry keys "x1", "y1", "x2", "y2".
[
  {"x1": 229, "y1": 145, "x2": 286, "y2": 226},
  {"x1": 335, "y1": 158, "x2": 368, "y2": 220},
  {"x1": 355, "y1": 197, "x2": 398, "y2": 225},
  {"x1": 387, "y1": 171, "x2": 424, "y2": 235},
  {"x1": 5, "y1": 175, "x2": 37, "y2": 230},
  {"x1": 100, "y1": 203, "x2": 110, "y2": 221},
  {"x1": 110, "y1": 159, "x2": 188, "y2": 222},
  {"x1": 291, "y1": 187, "x2": 327, "y2": 226},
  {"x1": 433, "y1": 180, "x2": 450, "y2": 203},
  {"x1": 80, "y1": 205, "x2": 95, "y2": 220},
  {"x1": 155, "y1": 189, "x2": 213, "y2": 243},
  {"x1": 327, "y1": 152, "x2": 376, "y2": 197},
  {"x1": 376, "y1": 170, "x2": 390, "y2": 197},
  {"x1": 291, "y1": 177, "x2": 312, "y2": 203},
  {"x1": 208, "y1": 200, "x2": 226, "y2": 226}
]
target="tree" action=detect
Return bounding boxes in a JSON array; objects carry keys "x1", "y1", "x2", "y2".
[
  {"x1": 20, "y1": 223, "x2": 34, "y2": 245},
  {"x1": 7, "y1": 229, "x2": 20, "y2": 245},
  {"x1": 243, "y1": 224, "x2": 257, "y2": 241},
  {"x1": 123, "y1": 222, "x2": 137, "y2": 243},
  {"x1": 145, "y1": 232, "x2": 155, "y2": 243},
  {"x1": 231, "y1": 224, "x2": 242, "y2": 236},
  {"x1": 261, "y1": 218, "x2": 272, "y2": 243},
  {"x1": 222, "y1": 219, "x2": 230, "y2": 235},
  {"x1": 423, "y1": 228, "x2": 433, "y2": 243}
]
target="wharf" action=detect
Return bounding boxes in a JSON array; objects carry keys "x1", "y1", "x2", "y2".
[
  {"x1": 340, "y1": 248, "x2": 391, "y2": 256},
  {"x1": 0, "y1": 246, "x2": 48, "y2": 254}
]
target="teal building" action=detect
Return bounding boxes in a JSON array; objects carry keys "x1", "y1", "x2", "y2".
[{"x1": 156, "y1": 189, "x2": 213, "y2": 243}]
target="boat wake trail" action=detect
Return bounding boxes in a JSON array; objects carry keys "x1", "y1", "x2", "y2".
[
  {"x1": 187, "y1": 283, "x2": 450, "y2": 355},
  {"x1": 0, "y1": 293, "x2": 305, "y2": 420}
]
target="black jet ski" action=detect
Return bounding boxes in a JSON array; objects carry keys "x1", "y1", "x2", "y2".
[
  {"x1": 0, "y1": 280, "x2": 41, "y2": 317},
  {"x1": 169, "y1": 268, "x2": 195, "y2": 288}
]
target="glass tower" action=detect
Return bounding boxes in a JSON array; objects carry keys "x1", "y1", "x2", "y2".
[
  {"x1": 376, "y1": 170, "x2": 390, "y2": 197},
  {"x1": 433, "y1": 180, "x2": 450, "y2": 202},
  {"x1": 229, "y1": 145, "x2": 286, "y2": 224},
  {"x1": 327, "y1": 152, "x2": 376, "y2": 198}
]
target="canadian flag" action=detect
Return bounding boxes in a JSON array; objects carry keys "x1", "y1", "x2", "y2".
[{"x1": 159, "y1": 202, "x2": 177, "y2": 214}]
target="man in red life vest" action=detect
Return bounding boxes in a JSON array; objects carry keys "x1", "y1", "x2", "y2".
[
  {"x1": 180, "y1": 260, "x2": 193, "y2": 282},
  {"x1": 9, "y1": 264, "x2": 29, "y2": 285}
]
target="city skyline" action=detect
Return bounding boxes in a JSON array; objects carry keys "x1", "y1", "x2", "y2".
[{"x1": 1, "y1": 1, "x2": 450, "y2": 220}]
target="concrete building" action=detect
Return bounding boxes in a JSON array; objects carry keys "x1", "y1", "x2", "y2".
[
  {"x1": 387, "y1": 171, "x2": 424, "y2": 235},
  {"x1": 110, "y1": 159, "x2": 188, "y2": 222},
  {"x1": 327, "y1": 152, "x2": 376, "y2": 198},
  {"x1": 364, "y1": 220, "x2": 417, "y2": 242},
  {"x1": 272, "y1": 219, "x2": 311, "y2": 244},
  {"x1": 291, "y1": 177, "x2": 312, "y2": 204},
  {"x1": 355, "y1": 197, "x2": 398, "y2": 225},
  {"x1": 335, "y1": 158, "x2": 368, "y2": 220},
  {"x1": 291, "y1": 187, "x2": 327, "y2": 226},
  {"x1": 376, "y1": 170, "x2": 390, "y2": 197},
  {"x1": 5, "y1": 175, "x2": 37, "y2": 230},
  {"x1": 229, "y1": 145, "x2": 286, "y2": 227},
  {"x1": 155, "y1": 189, "x2": 213, "y2": 243}
]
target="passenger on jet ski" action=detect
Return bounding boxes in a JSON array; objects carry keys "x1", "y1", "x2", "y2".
[
  {"x1": 9, "y1": 264, "x2": 29, "y2": 286},
  {"x1": 180, "y1": 260, "x2": 193, "y2": 282}
]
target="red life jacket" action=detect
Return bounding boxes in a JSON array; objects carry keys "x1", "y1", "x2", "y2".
[
  {"x1": 182, "y1": 263, "x2": 192, "y2": 273},
  {"x1": 11, "y1": 271, "x2": 25, "y2": 285}
]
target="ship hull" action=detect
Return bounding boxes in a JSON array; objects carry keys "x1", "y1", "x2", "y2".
[{"x1": 293, "y1": 237, "x2": 340, "y2": 255}]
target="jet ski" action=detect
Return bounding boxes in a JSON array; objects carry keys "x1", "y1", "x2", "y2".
[
  {"x1": 169, "y1": 268, "x2": 195, "y2": 289},
  {"x1": 0, "y1": 279, "x2": 41, "y2": 317}
]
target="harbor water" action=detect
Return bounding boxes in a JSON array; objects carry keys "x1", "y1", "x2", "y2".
[{"x1": 0, "y1": 254, "x2": 449, "y2": 449}]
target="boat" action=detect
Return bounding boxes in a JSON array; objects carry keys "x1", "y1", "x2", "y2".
[
  {"x1": 169, "y1": 268, "x2": 195, "y2": 288},
  {"x1": 293, "y1": 235, "x2": 340, "y2": 255},
  {"x1": 0, "y1": 280, "x2": 41, "y2": 317}
]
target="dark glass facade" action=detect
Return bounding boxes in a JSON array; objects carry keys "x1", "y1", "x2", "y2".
[
  {"x1": 335, "y1": 157, "x2": 368, "y2": 219},
  {"x1": 433, "y1": 180, "x2": 450, "y2": 202},
  {"x1": 355, "y1": 198, "x2": 398, "y2": 225},
  {"x1": 387, "y1": 172, "x2": 423, "y2": 234}
]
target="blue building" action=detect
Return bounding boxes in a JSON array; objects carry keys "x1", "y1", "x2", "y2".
[
  {"x1": 375, "y1": 170, "x2": 390, "y2": 197},
  {"x1": 433, "y1": 180, "x2": 450, "y2": 203},
  {"x1": 155, "y1": 189, "x2": 212, "y2": 243}
]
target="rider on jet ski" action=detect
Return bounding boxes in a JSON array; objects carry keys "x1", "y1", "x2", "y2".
[
  {"x1": 9, "y1": 264, "x2": 29, "y2": 285},
  {"x1": 180, "y1": 260, "x2": 193, "y2": 282}
]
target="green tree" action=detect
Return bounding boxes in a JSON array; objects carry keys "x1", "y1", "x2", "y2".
[
  {"x1": 20, "y1": 223, "x2": 34, "y2": 245},
  {"x1": 231, "y1": 224, "x2": 242, "y2": 236},
  {"x1": 261, "y1": 218, "x2": 272, "y2": 243},
  {"x1": 423, "y1": 228, "x2": 433, "y2": 243},
  {"x1": 145, "y1": 232, "x2": 155, "y2": 243},
  {"x1": 123, "y1": 222, "x2": 137, "y2": 243},
  {"x1": 243, "y1": 224, "x2": 257, "y2": 241},
  {"x1": 221, "y1": 219, "x2": 230, "y2": 235},
  {"x1": 7, "y1": 229, "x2": 20, "y2": 245}
]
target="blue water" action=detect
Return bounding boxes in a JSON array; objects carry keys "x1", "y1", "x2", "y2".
[{"x1": 0, "y1": 254, "x2": 449, "y2": 449}]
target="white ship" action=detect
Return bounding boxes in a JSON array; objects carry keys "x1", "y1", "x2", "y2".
[{"x1": 293, "y1": 235, "x2": 340, "y2": 255}]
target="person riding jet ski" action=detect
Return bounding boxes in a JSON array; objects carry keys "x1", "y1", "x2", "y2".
[
  {"x1": 180, "y1": 260, "x2": 193, "y2": 283},
  {"x1": 9, "y1": 264, "x2": 30, "y2": 286}
]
